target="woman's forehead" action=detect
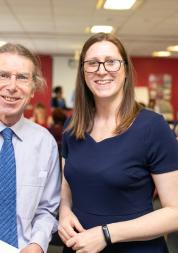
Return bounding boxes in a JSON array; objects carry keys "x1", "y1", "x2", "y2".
[{"x1": 85, "y1": 41, "x2": 121, "y2": 59}]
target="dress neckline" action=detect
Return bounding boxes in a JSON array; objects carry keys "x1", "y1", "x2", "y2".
[{"x1": 86, "y1": 108, "x2": 144, "y2": 144}]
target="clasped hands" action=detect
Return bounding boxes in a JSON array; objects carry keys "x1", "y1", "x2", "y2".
[{"x1": 58, "y1": 209, "x2": 106, "y2": 253}]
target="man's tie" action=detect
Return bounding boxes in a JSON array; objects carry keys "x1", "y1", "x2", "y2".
[{"x1": 0, "y1": 128, "x2": 18, "y2": 247}]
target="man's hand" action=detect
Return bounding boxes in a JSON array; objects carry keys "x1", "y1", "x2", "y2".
[{"x1": 19, "y1": 243, "x2": 43, "y2": 253}]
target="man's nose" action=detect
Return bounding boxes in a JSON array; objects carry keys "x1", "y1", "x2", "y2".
[{"x1": 7, "y1": 75, "x2": 17, "y2": 90}]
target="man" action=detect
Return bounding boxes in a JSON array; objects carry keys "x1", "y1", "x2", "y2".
[
  {"x1": 51, "y1": 86, "x2": 67, "y2": 110},
  {"x1": 0, "y1": 43, "x2": 60, "y2": 253}
]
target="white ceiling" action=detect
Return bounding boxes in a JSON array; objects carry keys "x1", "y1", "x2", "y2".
[{"x1": 1, "y1": 0, "x2": 178, "y2": 57}]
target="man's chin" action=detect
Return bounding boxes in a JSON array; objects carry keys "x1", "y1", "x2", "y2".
[{"x1": 0, "y1": 109, "x2": 22, "y2": 120}]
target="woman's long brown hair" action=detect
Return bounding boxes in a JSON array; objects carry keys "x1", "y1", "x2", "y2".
[{"x1": 66, "y1": 33, "x2": 142, "y2": 139}]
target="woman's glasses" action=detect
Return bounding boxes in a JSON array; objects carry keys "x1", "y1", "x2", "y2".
[{"x1": 83, "y1": 59, "x2": 125, "y2": 73}]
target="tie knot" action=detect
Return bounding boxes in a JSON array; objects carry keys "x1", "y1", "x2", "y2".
[{"x1": 1, "y1": 128, "x2": 13, "y2": 140}]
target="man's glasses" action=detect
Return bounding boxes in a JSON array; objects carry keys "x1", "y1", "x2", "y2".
[
  {"x1": 0, "y1": 71, "x2": 32, "y2": 86},
  {"x1": 83, "y1": 59, "x2": 125, "y2": 73}
]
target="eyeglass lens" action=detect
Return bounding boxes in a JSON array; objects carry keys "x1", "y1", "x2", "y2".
[{"x1": 84, "y1": 60, "x2": 123, "y2": 73}]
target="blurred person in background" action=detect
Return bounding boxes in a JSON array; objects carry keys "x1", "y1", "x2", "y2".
[
  {"x1": 52, "y1": 86, "x2": 67, "y2": 110},
  {"x1": 30, "y1": 102, "x2": 50, "y2": 128},
  {"x1": 48, "y1": 107, "x2": 67, "y2": 151}
]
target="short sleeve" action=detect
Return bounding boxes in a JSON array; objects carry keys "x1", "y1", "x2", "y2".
[
  {"x1": 61, "y1": 118, "x2": 71, "y2": 158},
  {"x1": 146, "y1": 114, "x2": 178, "y2": 174},
  {"x1": 61, "y1": 132, "x2": 68, "y2": 158}
]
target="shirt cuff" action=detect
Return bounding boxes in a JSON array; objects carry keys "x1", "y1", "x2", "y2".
[{"x1": 30, "y1": 231, "x2": 51, "y2": 253}]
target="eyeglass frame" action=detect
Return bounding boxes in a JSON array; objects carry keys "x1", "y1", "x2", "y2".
[
  {"x1": 0, "y1": 70, "x2": 33, "y2": 86},
  {"x1": 83, "y1": 59, "x2": 125, "y2": 73}
]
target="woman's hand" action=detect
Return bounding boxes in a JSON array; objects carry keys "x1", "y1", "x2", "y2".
[
  {"x1": 66, "y1": 226, "x2": 107, "y2": 253},
  {"x1": 58, "y1": 206, "x2": 85, "y2": 245},
  {"x1": 59, "y1": 161, "x2": 85, "y2": 245}
]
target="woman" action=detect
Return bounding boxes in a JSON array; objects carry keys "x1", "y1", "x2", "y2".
[
  {"x1": 30, "y1": 102, "x2": 49, "y2": 128},
  {"x1": 58, "y1": 33, "x2": 178, "y2": 253}
]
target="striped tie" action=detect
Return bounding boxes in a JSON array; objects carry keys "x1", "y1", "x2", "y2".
[{"x1": 0, "y1": 128, "x2": 18, "y2": 247}]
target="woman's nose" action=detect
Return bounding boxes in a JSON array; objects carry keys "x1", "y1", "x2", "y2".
[{"x1": 97, "y1": 63, "x2": 107, "y2": 74}]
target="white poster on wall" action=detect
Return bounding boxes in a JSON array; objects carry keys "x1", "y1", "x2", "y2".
[{"x1": 134, "y1": 87, "x2": 149, "y2": 106}]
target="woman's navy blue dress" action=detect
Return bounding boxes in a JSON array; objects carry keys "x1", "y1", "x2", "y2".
[{"x1": 61, "y1": 109, "x2": 178, "y2": 252}]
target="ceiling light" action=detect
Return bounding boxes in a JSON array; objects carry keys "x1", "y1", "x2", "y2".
[
  {"x1": 104, "y1": 0, "x2": 136, "y2": 10},
  {"x1": 74, "y1": 50, "x2": 80, "y2": 61},
  {"x1": 96, "y1": 0, "x2": 104, "y2": 9},
  {"x1": 152, "y1": 51, "x2": 171, "y2": 57},
  {"x1": 0, "y1": 41, "x2": 6, "y2": 47},
  {"x1": 85, "y1": 27, "x2": 91, "y2": 33},
  {"x1": 90, "y1": 25, "x2": 113, "y2": 33},
  {"x1": 167, "y1": 45, "x2": 178, "y2": 52}
]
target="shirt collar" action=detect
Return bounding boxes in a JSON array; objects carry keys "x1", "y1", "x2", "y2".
[{"x1": 0, "y1": 116, "x2": 25, "y2": 141}]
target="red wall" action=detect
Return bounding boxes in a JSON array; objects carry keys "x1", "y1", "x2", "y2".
[
  {"x1": 132, "y1": 57, "x2": 178, "y2": 119},
  {"x1": 25, "y1": 55, "x2": 178, "y2": 120},
  {"x1": 25, "y1": 55, "x2": 52, "y2": 118}
]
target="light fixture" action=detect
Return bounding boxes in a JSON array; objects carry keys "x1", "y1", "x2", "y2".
[
  {"x1": 84, "y1": 27, "x2": 90, "y2": 33},
  {"x1": 152, "y1": 51, "x2": 171, "y2": 57},
  {"x1": 104, "y1": 0, "x2": 136, "y2": 10},
  {"x1": 90, "y1": 25, "x2": 113, "y2": 33},
  {"x1": 0, "y1": 41, "x2": 6, "y2": 47},
  {"x1": 74, "y1": 50, "x2": 80, "y2": 61},
  {"x1": 96, "y1": 0, "x2": 104, "y2": 9},
  {"x1": 167, "y1": 45, "x2": 178, "y2": 52}
]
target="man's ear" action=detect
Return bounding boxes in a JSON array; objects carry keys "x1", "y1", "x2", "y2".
[{"x1": 31, "y1": 90, "x2": 35, "y2": 98}]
